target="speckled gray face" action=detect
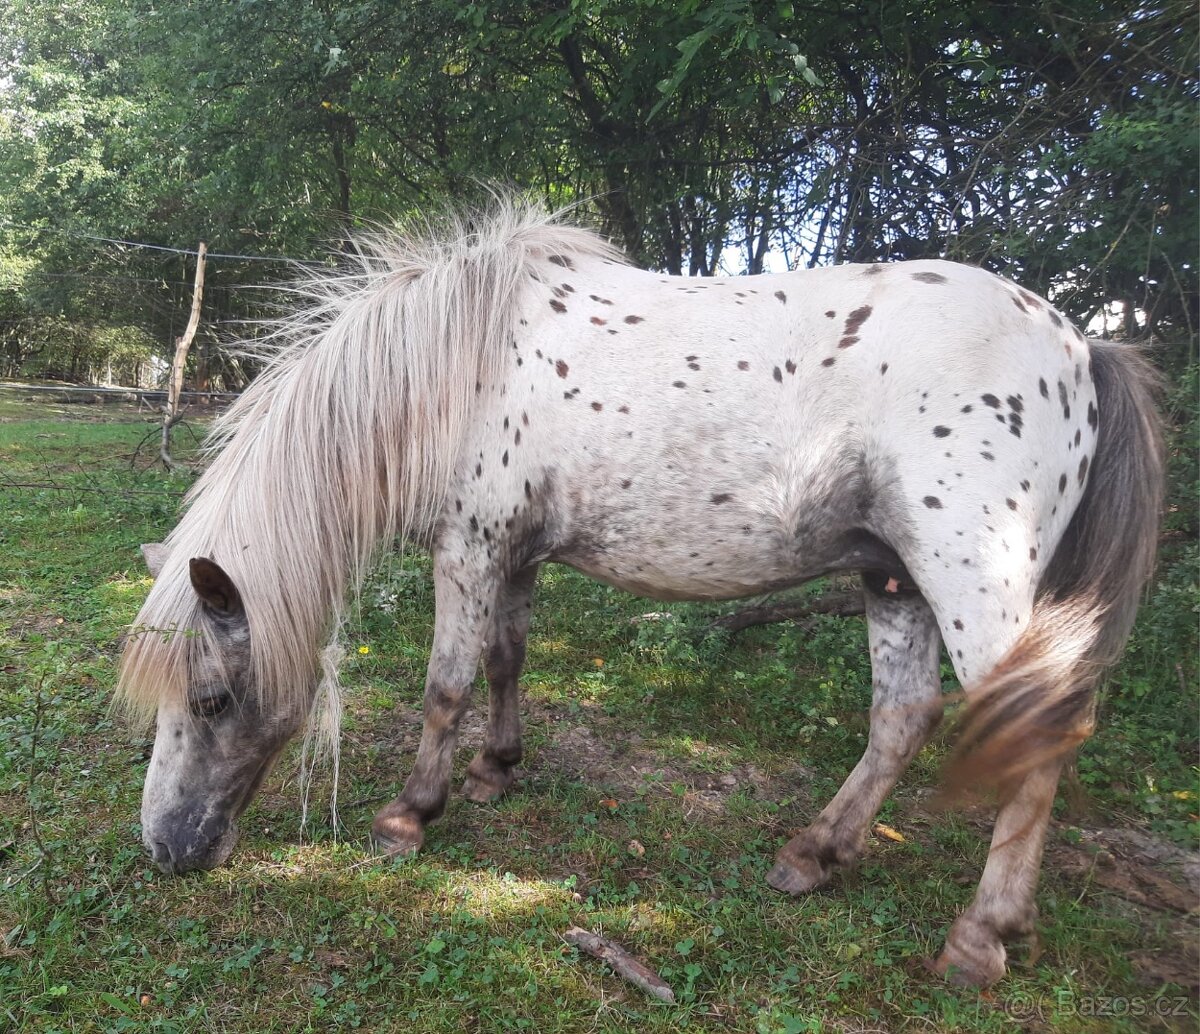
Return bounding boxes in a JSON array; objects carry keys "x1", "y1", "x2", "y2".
[{"x1": 140, "y1": 558, "x2": 304, "y2": 874}]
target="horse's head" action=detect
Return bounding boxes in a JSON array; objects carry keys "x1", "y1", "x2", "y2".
[{"x1": 136, "y1": 546, "x2": 308, "y2": 874}]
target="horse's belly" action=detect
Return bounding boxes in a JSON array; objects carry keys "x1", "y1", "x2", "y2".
[{"x1": 551, "y1": 521, "x2": 822, "y2": 602}]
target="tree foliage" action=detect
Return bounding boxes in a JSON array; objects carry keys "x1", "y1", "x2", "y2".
[{"x1": 0, "y1": 0, "x2": 1195, "y2": 383}]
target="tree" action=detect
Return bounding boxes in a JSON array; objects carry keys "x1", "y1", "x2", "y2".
[{"x1": 0, "y1": 0, "x2": 1194, "y2": 388}]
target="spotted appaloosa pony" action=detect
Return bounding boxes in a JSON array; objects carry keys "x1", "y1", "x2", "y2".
[{"x1": 119, "y1": 201, "x2": 1163, "y2": 987}]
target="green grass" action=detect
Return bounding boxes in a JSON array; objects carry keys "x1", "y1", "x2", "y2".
[{"x1": 1, "y1": 399, "x2": 1196, "y2": 1032}]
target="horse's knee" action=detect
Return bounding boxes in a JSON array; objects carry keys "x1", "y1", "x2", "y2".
[{"x1": 423, "y1": 682, "x2": 471, "y2": 728}]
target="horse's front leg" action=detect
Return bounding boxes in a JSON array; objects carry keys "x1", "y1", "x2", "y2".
[
  {"x1": 462, "y1": 564, "x2": 539, "y2": 803},
  {"x1": 372, "y1": 551, "x2": 498, "y2": 856}
]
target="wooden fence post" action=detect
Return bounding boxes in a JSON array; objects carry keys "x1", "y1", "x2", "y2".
[{"x1": 160, "y1": 242, "x2": 206, "y2": 471}]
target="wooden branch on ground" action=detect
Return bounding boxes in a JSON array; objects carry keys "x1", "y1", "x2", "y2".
[
  {"x1": 563, "y1": 927, "x2": 675, "y2": 1003},
  {"x1": 708, "y1": 589, "x2": 865, "y2": 634}
]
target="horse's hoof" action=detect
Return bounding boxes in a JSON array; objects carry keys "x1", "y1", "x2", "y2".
[
  {"x1": 461, "y1": 773, "x2": 510, "y2": 804},
  {"x1": 461, "y1": 758, "x2": 517, "y2": 803},
  {"x1": 371, "y1": 807, "x2": 425, "y2": 858},
  {"x1": 930, "y1": 915, "x2": 1008, "y2": 988},
  {"x1": 765, "y1": 852, "x2": 830, "y2": 895}
]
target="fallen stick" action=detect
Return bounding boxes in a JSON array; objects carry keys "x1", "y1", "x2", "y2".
[
  {"x1": 708, "y1": 589, "x2": 864, "y2": 633},
  {"x1": 563, "y1": 927, "x2": 675, "y2": 1003}
]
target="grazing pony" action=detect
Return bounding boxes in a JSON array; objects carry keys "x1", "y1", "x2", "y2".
[{"x1": 119, "y1": 201, "x2": 1162, "y2": 987}]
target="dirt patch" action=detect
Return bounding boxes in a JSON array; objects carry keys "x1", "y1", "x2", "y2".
[
  {"x1": 1049, "y1": 827, "x2": 1199, "y2": 917},
  {"x1": 521, "y1": 704, "x2": 815, "y2": 815}
]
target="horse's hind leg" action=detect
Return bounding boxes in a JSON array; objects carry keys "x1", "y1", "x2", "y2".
[
  {"x1": 932, "y1": 761, "x2": 1061, "y2": 986},
  {"x1": 767, "y1": 573, "x2": 943, "y2": 894},
  {"x1": 372, "y1": 550, "x2": 498, "y2": 855},
  {"x1": 462, "y1": 564, "x2": 539, "y2": 803}
]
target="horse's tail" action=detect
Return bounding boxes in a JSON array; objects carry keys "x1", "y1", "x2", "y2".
[{"x1": 946, "y1": 341, "x2": 1164, "y2": 793}]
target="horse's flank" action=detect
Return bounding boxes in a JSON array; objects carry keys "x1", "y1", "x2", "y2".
[{"x1": 117, "y1": 201, "x2": 624, "y2": 723}]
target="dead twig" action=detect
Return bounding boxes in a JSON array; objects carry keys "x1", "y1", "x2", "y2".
[{"x1": 563, "y1": 927, "x2": 675, "y2": 1003}]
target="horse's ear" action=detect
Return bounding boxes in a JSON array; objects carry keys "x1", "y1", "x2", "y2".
[
  {"x1": 189, "y1": 557, "x2": 244, "y2": 616},
  {"x1": 140, "y1": 542, "x2": 170, "y2": 578}
]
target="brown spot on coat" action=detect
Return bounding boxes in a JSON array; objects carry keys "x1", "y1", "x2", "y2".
[
  {"x1": 774, "y1": 290, "x2": 787, "y2": 303},
  {"x1": 549, "y1": 299, "x2": 567, "y2": 313},
  {"x1": 737, "y1": 360, "x2": 749, "y2": 371},
  {"x1": 548, "y1": 254, "x2": 574, "y2": 269},
  {"x1": 1006, "y1": 498, "x2": 1017, "y2": 510},
  {"x1": 589, "y1": 295, "x2": 612, "y2": 305},
  {"x1": 590, "y1": 316, "x2": 607, "y2": 326},
  {"x1": 844, "y1": 305, "x2": 873, "y2": 336},
  {"x1": 623, "y1": 315, "x2": 644, "y2": 324},
  {"x1": 822, "y1": 357, "x2": 836, "y2": 367},
  {"x1": 555, "y1": 359, "x2": 569, "y2": 378},
  {"x1": 591, "y1": 402, "x2": 602, "y2": 411},
  {"x1": 785, "y1": 359, "x2": 796, "y2": 374},
  {"x1": 824, "y1": 310, "x2": 836, "y2": 318}
]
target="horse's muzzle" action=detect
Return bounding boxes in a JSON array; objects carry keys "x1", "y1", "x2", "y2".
[{"x1": 144, "y1": 820, "x2": 239, "y2": 875}]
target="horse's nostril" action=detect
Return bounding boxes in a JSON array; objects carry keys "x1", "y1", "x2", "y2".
[{"x1": 149, "y1": 840, "x2": 176, "y2": 871}]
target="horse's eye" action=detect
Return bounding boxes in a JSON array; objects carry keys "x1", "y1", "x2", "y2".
[{"x1": 193, "y1": 693, "x2": 232, "y2": 719}]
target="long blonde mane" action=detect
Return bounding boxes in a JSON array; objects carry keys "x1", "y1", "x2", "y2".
[{"x1": 117, "y1": 199, "x2": 624, "y2": 722}]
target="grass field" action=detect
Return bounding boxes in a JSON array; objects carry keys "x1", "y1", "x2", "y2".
[{"x1": 1, "y1": 392, "x2": 1196, "y2": 1032}]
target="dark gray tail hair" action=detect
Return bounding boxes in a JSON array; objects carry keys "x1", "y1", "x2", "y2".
[{"x1": 946, "y1": 341, "x2": 1165, "y2": 793}]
